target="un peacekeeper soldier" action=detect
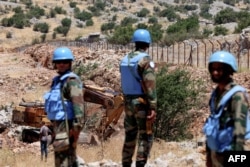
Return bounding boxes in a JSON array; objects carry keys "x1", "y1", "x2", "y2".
[
  {"x1": 120, "y1": 29, "x2": 157, "y2": 167},
  {"x1": 203, "y1": 50, "x2": 249, "y2": 167},
  {"x1": 44, "y1": 47, "x2": 84, "y2": 167}
]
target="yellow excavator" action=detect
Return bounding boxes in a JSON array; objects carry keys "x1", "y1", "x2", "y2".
[{"x1": 12, "y1": 84, "x2": 124, "y2": 143}]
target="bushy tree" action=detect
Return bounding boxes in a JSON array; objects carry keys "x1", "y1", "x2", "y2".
[
  {"x1": 74, "y1": 10, "x2": 92, "y2": 21},
  {"x1": 69, "y1": 1, "x2": 77, "y2": 8},
  {"x1": 101, "y1": 22, "x2": 115, "y2": 32},
  {"x1": 155, "y1": 66, "x2": 203, "y2": 141},
  {"x1": 136, "y1": 8, "x2": 150, "y2": 17},
  {"x1": 120, "y1": 17, "x2": 138, "y2": 27},
  {"x1": 33, "y1": 22, "x2": 49, "y2": 33},
  {"x1": 158, "y1": 8, "x2": 179, "y2": 22},
  {"x1": 200, "y1": 4, "x2": 212, "y2": 19},
  {"x1": 54, "y1": 6, "x2": 67, "y2": 14},
  {"x1": 86, "y1": 19, "x2": 94, "y2": 26},
  {"x1": 107, "y1": 25, "x2": 134, "y2": 45},
  {"x1": 61, "y1": 18, "x2": 71, "y2": 27},
  {"x1": 164, "y1": 15, "x2": 200, "y2": 43},
  {"x1": 214, "y1": 26, "x2": 228, "y2": 36},
  {"x1": 148, "y1": 17, "x2": 158, "y2": 24},
  {"x1": 148, "y1": 23, "x2": 163, "y2": 43},
  {"x1": 214, "y1": 7, "x2": 237, "y2": 24},
  {"x1": 26, "y1": 5, "x2": 45, "y2": 19}
]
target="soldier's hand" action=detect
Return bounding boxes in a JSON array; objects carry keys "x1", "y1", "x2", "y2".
[{"x1": 147, "y1": 110, "x2": 156, "y2": 122}]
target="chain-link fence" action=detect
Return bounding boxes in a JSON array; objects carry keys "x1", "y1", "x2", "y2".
[{"x1": 17, "y1": 38, "x2": 250, "y2": 70}]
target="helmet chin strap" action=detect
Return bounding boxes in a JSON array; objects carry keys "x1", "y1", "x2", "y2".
[{"x1": 58, "y1": 69, "x2": 71, "y2": 75}]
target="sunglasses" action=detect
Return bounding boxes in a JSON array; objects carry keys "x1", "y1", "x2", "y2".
[{"x1": 54, "y1": 61, "x2": 70, "y2": 64}]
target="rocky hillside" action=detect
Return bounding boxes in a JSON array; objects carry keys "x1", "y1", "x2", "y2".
[{"x1": 0, "y1": 0, "x2": 249, "y2": 48}]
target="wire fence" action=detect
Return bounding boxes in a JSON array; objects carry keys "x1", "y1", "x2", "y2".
[{"x1": 17, "y1": 38, "x2": 250, "y2": 70}]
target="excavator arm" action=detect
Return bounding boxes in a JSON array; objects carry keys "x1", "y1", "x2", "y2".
[
  {"x1": 83, "y1": 85, "x2": 124, "y2": 140},
  {"x1": 12, "y1": 85, "x2": 124, "y2": 142}
]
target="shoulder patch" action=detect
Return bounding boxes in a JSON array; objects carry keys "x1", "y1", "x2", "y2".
[{"x1": 149, "y1": 61, "x2": 155, "y2": 68}]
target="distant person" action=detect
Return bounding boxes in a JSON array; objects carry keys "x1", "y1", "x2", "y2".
[
  {"x1": 40, "y1": 121, "x2": 52, "y2": 162},
  {"x1": 120, "y1": 29, "x2": 157, "y2": 167},
  {"x1": 203, "y1": 50, "x2": 250, "y2": 167},
  {"x1": 43, "y1": 47, "x2": 84, "y2": 167}
]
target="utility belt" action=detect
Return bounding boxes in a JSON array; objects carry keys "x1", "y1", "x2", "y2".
[
  {"x1": 124, "y1": 94, "x2": 148, "y2": 106},
  {"x1": 124, "y1": 94, "x2": 146, "y2": 99}
]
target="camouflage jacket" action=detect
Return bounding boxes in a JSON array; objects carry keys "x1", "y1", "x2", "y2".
[
  {"x1": 210, "y1": 81, "x2": 249, "y2": 150},
  {"x1": 61, "y1": 72, "x2": 84, "y2": 119},
  {"x1": 130, "y1": 51, "x2": 157, "y2": 110}
]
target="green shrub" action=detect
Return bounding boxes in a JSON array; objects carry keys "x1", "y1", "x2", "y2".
[
  {"x1": 107, "y1": 25, "x2": 134, "y2": 45},
  {"x1": 52, "y1": 32, "x2": 57, "y2": 39},
  {"x1": 40, "y1": 34, "x2": 46, "y2": 42},
  {"x1": 26, "y1": 5, "x2": 45, "y2": 19},
  {"x1": 33, "y1": 22, "x2": 49, "y2": 33},
  {"x1": 214, "y1": 26, "x2": 228, "y2": 36},
  {"x1": 136, "y1": 8, "x2": 150, "y2": 17},
  {"x1": 101, "y1": 22, "x2": 115, "y2": 32},
  {"x1": 155, "y1": 66, "x2": 203, "y2": 141},
  {"x1": 61, "y1": 18, "x2": 71, "y2": 27},
  {"x1": 73, "y1": 63, "x2": 98, "y2": 77},
  {"x1": 86, "y1": 19, "x2": 94, "y2": 26},
  {"x1": 6, "y1": 32, "x2": 12, "y2": 38},
  {"x1": 74, "y1": 10, "x2": 92, "y2": 21},
  {"x1": 69, "y1": 1, "x2": 77, "y2": 8}
]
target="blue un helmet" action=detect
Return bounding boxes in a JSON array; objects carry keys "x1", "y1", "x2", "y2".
[
  {"x1": 208, "y1": 50, "x2": 237, "y2": 72},
  {"x1": 52, "y1": 47, "x2": 74, "y2": 62},
  {"x1": 132, "y1": 29, "x2": 151, "y2": 44}
]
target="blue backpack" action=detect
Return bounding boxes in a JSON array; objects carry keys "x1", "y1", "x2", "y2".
[{"x1": 203, "y1": 85, "x2": 250, "y2": 152}]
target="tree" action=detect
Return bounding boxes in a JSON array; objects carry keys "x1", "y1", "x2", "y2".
[
  {"x1": 214, "y1": 7, "x2": 237, "y2": 24},
  {"x1": 107, "y1": 25, "x2": 134, "y2": 45},
  {"x1": 214, "y1": 26, "x2": 228, "y2": 36},
  {"x1": 155, "y1": 66, "x2": 203, "y2": 141},
  {"x1": 61, "y1": 18, "x2": 71, "y2": 28}
]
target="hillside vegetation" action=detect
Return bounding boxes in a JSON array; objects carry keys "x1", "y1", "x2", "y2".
[{"x1": 0, "y1": 0, "x2": 249, "y2": 48}]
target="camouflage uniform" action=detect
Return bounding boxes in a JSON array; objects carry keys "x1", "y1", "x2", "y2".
[
  {"x1": 52, "y1": 73, "x2": 84, "y2": 167},
  {"x1": 206, "y1": 81, "x2": 249, "y2": 167},
  {"x1": 121, "y1": 51, "x2": 157, "y2": 167}
]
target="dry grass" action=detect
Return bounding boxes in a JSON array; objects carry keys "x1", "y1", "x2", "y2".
[
  {"x1": 0, "y1": 136, "x2": 201, "y2": 167},
  {"x1": 0, "y1": 0, "x2": 170, "y2": 49}
]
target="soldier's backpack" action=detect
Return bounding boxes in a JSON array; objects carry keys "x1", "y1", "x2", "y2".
[{"x1": 203, "y1": 85, "x2": 250, "y2": 152}]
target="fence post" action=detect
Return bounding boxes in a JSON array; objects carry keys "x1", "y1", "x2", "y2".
[
  {"x1": 167, "y1": 46, "x2": 169, "y2": 63},
  {"x1": 248, "y1": 42, "x2": 250, "y2": 69},
  {"x1": 225, "y1": 40, "x2": 230, "y2": 52},
  {"x1": 201, "y1": 40, "x2": 207, "y2": 67},
  {"x1": 235, "y1": 40, "x2": 240, "y2": 69},
  {"x1": 161, "y1": 46, "x2": 164, "y2": 61},
  {"x1": 172, "y1": 44, "x2": 175, "y2": 64},
  {"x1": 208, "y1": 40, "x2": 214, "y2": 52},
  {"x1": 217, "y1": 40, "x2": 222, "y2": 50},
  {"x1": 178, "y1": 42, "x2": 180, "y2": 64},
  {"x1": 194, "y1": 40, "x2": 199, "y2": 67},
  {"x1": 183, "y1": 41, "x2": 186, "y2": 64},
  {"x1": 157, "y1": 43, "x2": 159, "y2": 61}
]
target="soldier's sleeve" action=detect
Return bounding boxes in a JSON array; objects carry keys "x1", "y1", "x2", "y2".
[
  {"x1": 231, "y1": 91, "x2": 249, "y2": 151},
  {"x1": 64, "y1": 77, "x2": 84, "y2": 119},
  {"x1": 138, "y1": 56, "x2": 157, "y2": 110}
]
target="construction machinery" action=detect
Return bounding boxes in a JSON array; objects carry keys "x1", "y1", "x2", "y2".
[{"x1": 12, "y1": 84, "x2": 124, "y2": 143}]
